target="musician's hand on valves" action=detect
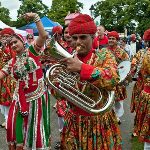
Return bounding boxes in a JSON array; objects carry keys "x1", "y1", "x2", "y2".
[{"x1": 61, "y1": 55, "x2": 83, "y2": 72}]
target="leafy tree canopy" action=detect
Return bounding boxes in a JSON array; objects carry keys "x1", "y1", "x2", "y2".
[
  {"x1": 15, "y1": 0, "x2": 50, "y2": 28},
  {"x1": 48, "y1": 0, "x2": 83, "y2": 25},
  {"x1": 93, "y1": 0, "x2": 150, "y2": 35},
  {"x1": 0, "y1": 2, "x2": 12, "y2": 26}
]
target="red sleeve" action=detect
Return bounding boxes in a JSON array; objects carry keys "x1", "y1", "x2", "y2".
[
  {"x1": 80, "y1": 63, "x2": 94, "y2": 80},
  {"x1": 92, "y1": 37, "x2": 98, "y2": 49}
]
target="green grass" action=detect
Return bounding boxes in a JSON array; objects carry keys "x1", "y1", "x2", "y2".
[{"x1": 131, "y1": 137, "x2": 144, "y2": 150}]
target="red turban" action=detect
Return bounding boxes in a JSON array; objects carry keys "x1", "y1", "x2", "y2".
[
  {"x1": 68, "y1": 14, "x2": 97, "y2": 36},
  {"x1": 143, "y1": 29, "x2": 150, "y2": 41},
  {"x1": 130, "y1": 34, "x2": 136, "y2": 41},
  {"x1": 1, "y1": 28, "x2": 15, "y2": 36},
  {"x1": 52, "y1": 26, "x2": 62, "y2": 35},
  {"x1": 14, "y1": 33, "x2": 25, "y2": 45},
  {"x1": 108, "y1": 31, "x2": 119, "y2": 40}
]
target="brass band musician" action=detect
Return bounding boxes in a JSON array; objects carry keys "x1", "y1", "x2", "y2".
[{"x1": 52, "y1": 14, "x2": 122, "y2": 150}]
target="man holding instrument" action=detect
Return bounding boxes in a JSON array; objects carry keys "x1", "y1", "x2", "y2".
[
  {"x1": 102, "y1": 31, "x2": 129, "y2": 124},
  {"x1": 56, "y1": 14, "x2": 122, "y2": 150}
]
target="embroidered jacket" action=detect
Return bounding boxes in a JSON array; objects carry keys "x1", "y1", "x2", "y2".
[{"x1": 1, "y1": 45, "x2": 45, "y2": 114}]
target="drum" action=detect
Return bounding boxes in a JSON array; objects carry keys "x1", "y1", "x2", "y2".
[{"x1": 118, "y1": 60, "x2": 131, "y2": 83}]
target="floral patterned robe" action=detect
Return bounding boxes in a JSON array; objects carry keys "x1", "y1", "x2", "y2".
[
  {"x1": 134, "y1": 48, "x2": 150, "y2": 143},
  {"x1": 0, "y1": 46, "x2": 16, "y2": 106},
  {"x1": 60, "y1": 48, "x2": 122, "y2": 150},
  {"x1": 103, "y1": 46, "x2": 129, "y2": 101},
  {"x1": 130, "y1": 49, "x2": 145, "y2": 113}
]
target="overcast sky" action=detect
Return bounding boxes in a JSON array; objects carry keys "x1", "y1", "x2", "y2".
[{"x1": 0, "y1": 0, "x2": 99, "y2": 21}]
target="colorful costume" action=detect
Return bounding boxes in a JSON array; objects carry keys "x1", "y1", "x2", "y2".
[
  {"x1": 134, "y1": 48, "x2": 150, "y2": 143},
  {"x1": 0, "y1": 46, "x2": 16, "y2": 106},
  {"x1": 1, "y1": 45, "x2": 51, "y2": 149},
  {"x1": 102, "y1": 31, "x2": 129, "y2": 121},
  {"x1": 130, "y1": 49, "x2": 145, "y2": 113},
  {"x1": 0, "y1": 28, "x2": 16, "y2": 128},
  {"x1": 130, "y1": 49, "x2": 145, "y2": 136},
  {"x1": 103, "y1": 46, "x2": 129, "y2": 102},
  {"x1": 55, "y1": 14, "x2": 122, "y2": 150},
  {"x1": 61, "y1": 47, "x2": 122, "y2": 150}
]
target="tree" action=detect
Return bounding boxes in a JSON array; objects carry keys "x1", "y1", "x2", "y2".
[
  {"x1": 0, "y1": 2, "x2": 12, "y2": 26},
  {"x1": 48, "y1": 0, "x2": 83, "y2": 25},
  {"x1": 15, "y1": 0, "x2": 50, "y2": 28},
  {"x1": 93, "y1": 0, "x2": 150, "y2": 35}
]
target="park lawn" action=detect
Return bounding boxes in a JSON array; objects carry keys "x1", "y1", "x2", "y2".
[{"x1": 131, "y1": 137, "x2": 144, "y2": 150}]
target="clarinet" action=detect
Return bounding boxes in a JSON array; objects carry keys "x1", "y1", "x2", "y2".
[{"x1": 132, "y1": 48, "x2": 147, "y2": 81}]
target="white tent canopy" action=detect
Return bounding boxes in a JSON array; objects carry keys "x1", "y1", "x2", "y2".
[{"x1": 0, "y1": 20, "x2": 27, "y2": 36}]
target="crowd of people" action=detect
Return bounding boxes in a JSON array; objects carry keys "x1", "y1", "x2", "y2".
[{"x1": 0, "y1": 11, "x2": 149, "y2": 150}]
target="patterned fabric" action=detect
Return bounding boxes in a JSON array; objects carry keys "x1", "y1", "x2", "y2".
[
  {"x1": 130, "y1": 49, "x2": 145, "y2": 113},
  {"x1": 135, "y1": 48, "x2": 150, "y2": 143},
  {"x1": 0, "y1": 46, "x2": 16, "y2": 105},
  {"x1": 103, "y1": 46, "x2": 129, "y2": 101},
  {"x1": 61, "y1": 48, "x2": 122, "y2": 150},
  {"x1": 2, "y1": 45, "x2": 51, "y2": 149}
]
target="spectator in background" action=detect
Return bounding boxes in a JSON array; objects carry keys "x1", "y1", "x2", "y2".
[
  {"x1": 92, "y1": 25, "x2": 108, "y2": 50},
  {"x1": 130, "y1": 34, "x2": 137, "y2": 55},
  {"x1": 120, "y1": 37, "x2": 133, "y2": 60},
  {"x1": 25, "y1": 33, "x2": 34, "y2": 48},
  {"x1": 130, "y1": 33, "x2": 143, "y2": 54},
  {"x1": 52, "y1": 25, "x2": 63, "y2": 41},
  {"x1": 61, "y1": 25, "x2": 74, "y2": 54}
]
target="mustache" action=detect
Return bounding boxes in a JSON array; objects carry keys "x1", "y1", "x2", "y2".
[{"x1": 76, "y1": 44, "x2": 85, "y2": 50}]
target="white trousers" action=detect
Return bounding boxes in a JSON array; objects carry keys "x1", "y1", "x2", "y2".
[
  {"x1": 144, "y1": 142, "x2": 150, "y2": 150},
  {"x1": 113, "y1": 101, "x2": 124, "y2": 118},
  {"x1": 0, "y1": 105, "x2": 9, "y2": 122}
]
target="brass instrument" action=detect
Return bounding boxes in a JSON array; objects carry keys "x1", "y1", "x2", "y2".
[{"x1": 45, "y1": 37, "x2": 115, "y2": 114}]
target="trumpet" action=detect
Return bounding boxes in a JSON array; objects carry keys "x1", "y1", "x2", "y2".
[{"x1": 45, "y1": 36, "x2": 115, "y2": 114}]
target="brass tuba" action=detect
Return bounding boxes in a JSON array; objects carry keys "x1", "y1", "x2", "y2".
[{"x1": 45, "y1": 36, "x2": 115, "y2": 114}]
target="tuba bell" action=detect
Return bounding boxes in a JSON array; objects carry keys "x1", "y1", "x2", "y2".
[{"x1": 45, "y1": 36, "x2": 115, "y2": 114}]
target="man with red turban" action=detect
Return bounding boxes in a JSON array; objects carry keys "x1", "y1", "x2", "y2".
[
  {"x1": 0, "y1": 28, "x2": 16, "y2": 129},
  {"x1": 130, "y1": 33, "x2": 142, "y2": 54},
  {"x1": 51, "y1": 25, "x2": 63, "y2": 43},
  {"x1": 103, "y1": 31, "x2": 129, "y2": 124},
  {"x1": 53, "y1": 14, "x2": 122, "y2": 150},
  {"x1": 52, "y1": 26, "x2": 62, "y2": 35}
]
